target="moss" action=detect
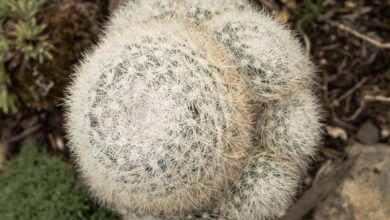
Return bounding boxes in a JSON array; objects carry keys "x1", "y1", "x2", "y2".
[{"x1": 0, "y1": 140, "x2": 117, "y2": 220}]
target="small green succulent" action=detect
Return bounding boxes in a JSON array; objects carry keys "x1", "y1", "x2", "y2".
[
  {"x1": 0, "y1": 36, "x2": 18, "y2": 114},
  {"x1": 0, "y1": 0, "x2": 54, "y2": 114},
  {"x1": 13, "y1": 18, "x2": 53, "y2": 63},
  {"x1": 6, "y1": 0, "x2": 47, "y2": 19}
]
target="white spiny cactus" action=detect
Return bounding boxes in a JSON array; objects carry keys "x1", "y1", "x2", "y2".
[
  {"x1": 209, "y1": 10, "x2": 314, "y2": 102},
  {"x1": 218, "y1": 150, "x2": 302, "y2": 219},
  {"x1": 66, "y1": 0, "x2": 321, "y2": 219},
  {"x1": 107, "y1": 0, "x2": 250, "y2": 31}
]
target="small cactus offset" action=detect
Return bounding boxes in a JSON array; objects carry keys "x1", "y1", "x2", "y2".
[{"x1": 66, "y1": 0, "x2": 322, "y2": 219}]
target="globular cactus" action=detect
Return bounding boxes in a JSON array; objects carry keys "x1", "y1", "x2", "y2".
[
  {"x1": 65, "y1": 0, "x2": 322, "y2": 219},
  {"x1": 107, "y1": 0, "x2": 250, "y2": 31}
]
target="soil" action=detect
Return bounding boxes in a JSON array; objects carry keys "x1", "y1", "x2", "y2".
[
  {"x1": 314, "y1": 144, "x2": 390, "y2": 220},
  {"x1": 1, "y1": 0, "x2": 389, "y2": 219}
]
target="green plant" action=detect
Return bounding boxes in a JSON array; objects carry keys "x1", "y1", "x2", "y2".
[
  {"x1": 7, "y1": 0, "x2": 53, "y2": 64},
  {"x1": 0, "y1": 36, "x2": 18, "y2": 114},
  {"x1": 66, "y1": 0, "x2": 322, "y2": 219},
  {"x1": 6, "y1": 0, "x2": 47, "y2": 20},
  {"x1": 13, "y1": 18, "x2": 53, "y2": 63},
  {"x1": 0, "y1": 2, "x2": 11, "y2": 24},
  {"x1": 298, "y1": 0, "x2": 323, "y2": 27},
  {"x1": 0, "y1": 139, "x2": 117, "y2": 220},
  {"x1": 0, "y1": 0, "x2": 53, "y2": 114}
]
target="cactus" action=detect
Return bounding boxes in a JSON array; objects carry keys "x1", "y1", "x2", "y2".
[
  {"x1": 66, "y1": 1, "x2": 321, "y2": 219},
  {"x1": 107, "y1": 0, "x2": 250, "y2": 31}
]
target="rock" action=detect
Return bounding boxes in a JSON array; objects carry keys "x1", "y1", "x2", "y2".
[
  {"x1": 356, "y1": 121, "x2": 379, "y2": 144},
  {"x1": 314, "y1": 144, "x2": 390, "y2": 220}
]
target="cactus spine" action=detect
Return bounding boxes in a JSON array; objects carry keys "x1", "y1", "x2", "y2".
[{"x1": 66, "y1": 0, "x2": 322, "y2": 219}]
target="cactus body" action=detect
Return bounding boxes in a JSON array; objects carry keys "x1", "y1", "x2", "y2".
[{"x1": 66, "y1": 0, "x2": 321, "y2": 219}]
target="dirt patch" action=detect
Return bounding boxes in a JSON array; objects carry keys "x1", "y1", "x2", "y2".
[{"x1": 314, "y1": 144, "x2": 390, "y2": 220}]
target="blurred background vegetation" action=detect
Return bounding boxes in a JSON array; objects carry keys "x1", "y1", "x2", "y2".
[
  {"x1": 0, "y1": 0, "x2": 389, "y2": 219},
  {"x1": 0, "y1": 140, "x2": 116, "y2": 220},
  {"x1": 0, "y1": 0, "x2": 116, "y2": 219}
]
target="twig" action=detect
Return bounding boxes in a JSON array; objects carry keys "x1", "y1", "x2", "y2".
[
  {"x1": 329, "y1": 21, "x2": 390, "y2": 49},
  {"x1": 332, "y1": 115, "x2": 356, "y2": 131},
  {"x1": 346, "y1": 103, "x2": 366, "y2": 122},
  {"x1": 346, "y1": 95, "x2": 390, "y2": 121},
  {"x1": 363, "y1": 95, "x2": 390, "y2": 103},
  {"x1": 332, "y1": 77, "x2": 367, "y2": 107},
  {"x1": 279, "y1": 155, "x2": 358, "y2": 220},
  {"x1": 2, "y1": 125, "x2": 41, "y2": 145}
]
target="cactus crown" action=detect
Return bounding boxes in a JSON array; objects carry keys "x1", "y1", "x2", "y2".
[{"x1": 66, "y1": 0, "x2": 321, "y2": 219}]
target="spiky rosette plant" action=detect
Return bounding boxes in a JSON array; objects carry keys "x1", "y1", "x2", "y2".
[{"x1": 66, "y1": 1, "x2": 321, "y2": 219}]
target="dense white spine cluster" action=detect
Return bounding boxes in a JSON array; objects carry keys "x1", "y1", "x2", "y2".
[{"x1": 66, "y1": 0, "x2": 322, "y2": 219}]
